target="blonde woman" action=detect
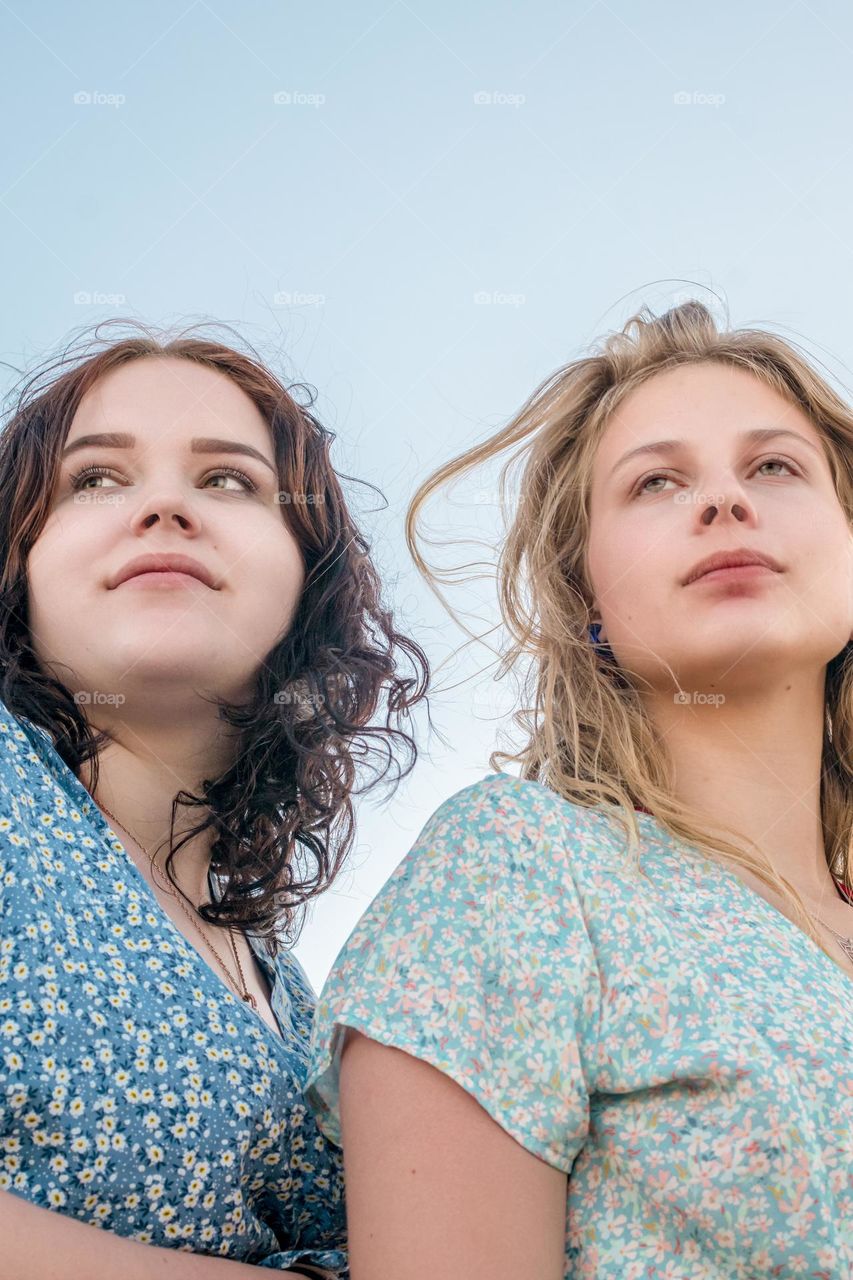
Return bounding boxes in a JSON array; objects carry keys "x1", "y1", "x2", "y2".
[{"x1": 303, "y1": 302, "x2": 852, "y2": 1278}]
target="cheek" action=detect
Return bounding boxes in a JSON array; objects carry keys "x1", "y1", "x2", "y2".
[
  {"x1": 275, "y1": 526, "x2": 306, "y2": 592},
  {"x1": 587, "y1": 518, "x2": 673, "y2": 640},
  {"x1": 815, "y1": 546, "x2": 853, "y2": 630},
  {"x1": 797, "y1": 524, "x2": 851, "y2": 605},
  {"x1": 29, "y1": 505, "x2": 113, "y2": 580},
  {"x1": 588, "y1": 514, "x2": 651, "y2": 599},
  {"x1": 26, "y1": 522, "x2": 70, "y2": 595},
  {"x1": 242, "y1": 530, "x2": 305, "y2": 616}
]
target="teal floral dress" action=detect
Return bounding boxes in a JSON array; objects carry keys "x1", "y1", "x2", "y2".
[
  {"x1": 0, "y1": 699, "x2": 347, "y2": 1274},
  {"x1": 305, "y1": 771, "x2": 852, "y2": 1278}
]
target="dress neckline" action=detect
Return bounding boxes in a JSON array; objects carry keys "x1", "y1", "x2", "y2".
[
  {"x1": 13, "y1": 709, "x2": 287, "y2": 1042},
  {"x1": 632, "y1": 802, "x2": 853, "y2": 904}
]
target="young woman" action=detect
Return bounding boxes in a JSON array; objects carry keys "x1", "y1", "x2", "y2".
[
  {"x1": 303, "y1": 301, "x2": 853, "y2": 1278},
  {"x1": 0, "y1": 323, "x2": 429, "y2": 1277}
]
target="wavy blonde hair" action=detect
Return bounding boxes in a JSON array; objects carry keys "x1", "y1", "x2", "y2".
[{"x1": 406, "y1": 300, "x2": 853, "y2": 966}]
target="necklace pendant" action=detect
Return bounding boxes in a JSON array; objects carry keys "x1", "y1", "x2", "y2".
[
  {"x1": 837, "y1": 935, "x2": 853, "y2": 963},
  {"x1": 242, "y1": 991, "x2": 258, "y2": 1009}
]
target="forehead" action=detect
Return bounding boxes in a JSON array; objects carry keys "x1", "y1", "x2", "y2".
[
  {"x1": 70, "y1": 356, "x2": 269, "y2": 442},
  {"x1": 592, "y1": 361, "x2": 824, "y2": 478}
]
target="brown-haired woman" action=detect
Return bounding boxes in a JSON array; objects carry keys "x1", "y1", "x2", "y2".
[
  {"x1": 305, "y1": 301, "x2": 853, "y2": 1278},
  {"x1": 0, "y1": 320, "x2": 429, "y2": 1278}
]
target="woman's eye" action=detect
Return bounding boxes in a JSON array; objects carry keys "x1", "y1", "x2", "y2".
[
  {"x1": 754, "y1": 456, "x2": 796, "y2": 478},
  {"x1": 202, "y1": 468, "x2": 257, "y2": 492},
  {"x1": 69, "y1": 465, "x2": 120, "y2": 490},
  {"x1": 68, "y1": 465, "x2": 258, "y2": 493},
  {"x1": 632, "y1": 456, "x2": 797, "y2": 498},
  {"x1": 633, "y1": 472, "x2": 672, "y2": 496}
]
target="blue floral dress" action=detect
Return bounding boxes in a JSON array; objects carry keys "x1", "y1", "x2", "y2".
[
  {"x1": 305, "y1": 771, "x2": 852, "y2": 1278},
  {"x1": 0, "y1": 699, "x2": 347, "y2": 1274}
]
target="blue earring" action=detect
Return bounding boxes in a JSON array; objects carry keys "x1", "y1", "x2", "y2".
[{"x1": 588, "y1": 621, "x2": 616, "y2": 663}]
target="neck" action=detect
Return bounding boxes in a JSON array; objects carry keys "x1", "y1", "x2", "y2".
[
  {"x1": 643, "y1": 676, "x2": 842, "y2": 913},
  {"x1": 76, "y1": 710, "x2": 238, "y2": 898}
]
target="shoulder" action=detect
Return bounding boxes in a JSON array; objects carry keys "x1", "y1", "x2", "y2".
[
  {"x1": 0, "y1": 696, "x2": 54, "y2": 768},
  {"x1": 327, "y1": 771, "x2": 620, "y2": 962},
  {"x1": 0, "y1": 694, "x2": 45, "y2": 740},
  {"x1": 306, "y1": 774, "x2": 608, "y2": 1165},
  {"x1": 0, "y1": 697, "x2": 52, "y2": 801},
  {"x1": 423, "y1": 769, "x2": 608, "y2": 832},
  {"x1": 401, "y1": 770, "x2": 618, "y2": 883}
]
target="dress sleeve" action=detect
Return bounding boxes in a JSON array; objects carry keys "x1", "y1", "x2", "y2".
[
  {"x1": 304, "y1": 773, "x2": 602, "y2": 1174},
  {"x1": 254, "y1": 950, "x2": 349, "y2": 1275},
  {"x1": 256, "y1": 1249, "x2": 346, "y2": 1274}
]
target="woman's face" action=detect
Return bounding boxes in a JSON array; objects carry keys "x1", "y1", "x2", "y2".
[
  {"x1": 26, "y1": 355, "x2": 307, "y2": 726},
  {"x1": 586, "y1": 361, "x2": 853, "y2": 695}
]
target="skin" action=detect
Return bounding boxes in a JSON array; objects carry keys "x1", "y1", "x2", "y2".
[
  {"x1": 334, "y1": 359, "x2": 853, "y2": 1280},
  {"x1": 17, "y1": 358, "x2": 325, "y2": 1273},
  {"x1": 337, "y1": 1031, "x2": 568, "y2": 1280},
  {"x1": 586, "y1": 360, "x2": 853, "y2": 930},
  {"x1": 26, "y1": 354, "x2": 306, "y2": 904}
]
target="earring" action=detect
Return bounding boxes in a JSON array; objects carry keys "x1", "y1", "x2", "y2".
[{"x1": 588, "y1": 621, "x2": 617, "y2": 664}]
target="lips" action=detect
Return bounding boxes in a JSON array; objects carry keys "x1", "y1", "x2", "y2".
[
  {"x1": 682, "y1": 548, "x2": 782, "y2": 586},
  {"x1": 110, "y1": 553, "x2": 219, "y2": 590}
]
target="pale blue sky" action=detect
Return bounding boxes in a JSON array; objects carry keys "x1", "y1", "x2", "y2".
[{"x1": 3, "y1": 1, "x2": 853, "y2": 987}]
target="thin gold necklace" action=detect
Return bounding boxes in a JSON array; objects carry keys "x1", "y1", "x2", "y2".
[
  {"x1": 801, "y1": 886, "x2": 853, "y2": 964},
  {"x1": 633, "y1": 805, "x2": 853, "y2": 964},
  {"x1": 97, "y1": 801, "x2": 258, "y2": 1010}
]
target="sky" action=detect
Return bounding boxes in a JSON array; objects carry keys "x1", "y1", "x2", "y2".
[{"x1": 2, "y1": 0, "x2": 853, "y2": 990}]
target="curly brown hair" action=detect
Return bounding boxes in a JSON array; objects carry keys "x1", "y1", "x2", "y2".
[{"x1": 0, "y1": 319, "x2": 430, "y2": 956}]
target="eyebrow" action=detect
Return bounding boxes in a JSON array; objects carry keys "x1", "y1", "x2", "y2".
[
  {"x1": 610, "y1": 427, "x2": 824, "y2": 479},
  {"x1": 60, "y1": 432, "x2": 277, "y2": 475}
]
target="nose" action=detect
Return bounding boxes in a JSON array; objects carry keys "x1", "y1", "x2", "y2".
[
  {"x1": 141, "y1": 511, "x2": 193, "y2": 530},
  {"x1": 700, "y1": 497, "x2": 749, "y2": 525}
]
